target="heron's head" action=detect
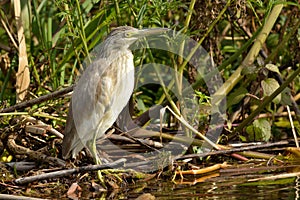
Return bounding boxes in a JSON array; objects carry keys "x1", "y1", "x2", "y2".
[{"x1": 106, "y1": 26, "x2": 167, "y2": 50}]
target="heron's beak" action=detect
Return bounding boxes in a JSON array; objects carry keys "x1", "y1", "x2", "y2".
[{"x1": 133, "y1": 28, "x2": 169, "y2": 38}]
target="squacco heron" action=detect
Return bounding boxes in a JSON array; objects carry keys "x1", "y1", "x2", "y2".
[{"x1": 62, "y1": 26, "x2": 167, "y2": 167}]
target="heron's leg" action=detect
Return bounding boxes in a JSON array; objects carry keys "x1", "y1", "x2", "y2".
[
  {"x1": 91, "y1": 138, "x2": 101, "y2": 164},
  {"x1": 87, "y1": 138, "x2": 105, "y2": 185}
]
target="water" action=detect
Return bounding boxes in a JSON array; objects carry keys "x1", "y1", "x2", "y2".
[
  {"x1": 123, "y1": 175, "x2": 300, "y2": 199},
  {"x1": 77, "y1": 173, "x2": 299, "y2": 199}
]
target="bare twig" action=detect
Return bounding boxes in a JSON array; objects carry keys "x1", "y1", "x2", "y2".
[
  {"x1": 287, "y1": 106, "x2": 299, "y2": 148},
  {"x1": 175, "y1": 141, "x2": 289, "y2": 160},
  {"x1": 248, "y1": 171, "x2": 300, "y2": 182},
  {"x1": 25, "y1": 116, "x2": 64, "y2": 139},
  {"x1": 14, "y1": 158, "x2": 126, "y2": 184},
  {"x1": 0, "y1": 194, "x2": 46, "y2": 200},
  {"x1": 163, "y1": 106, "x2": 219, "y2": 150},
  {"x1": 0, "y1": 85, "x2": 74, "y2": 113},
  {"x1": 7, "y1": 133, "x2": 65, "y2": 167}
]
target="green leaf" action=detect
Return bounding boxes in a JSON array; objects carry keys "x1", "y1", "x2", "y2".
[
  {"x1": 280, "y1": 88, "x2": 292, "y2": 105},
  {"x1": 136, "y1": 98, "x2": 147, "y2": 113},
  {"x1": 137, "y1": 4, "x2": 147, "y2": 26},
  {"x1": 261, "y1": 78, "x2": 281, "y2": 104},
  {"x1": 266, "y1": 33, "x2": 279, "y2": 48},
  {"x1": 239, "y1": 135, "x2": 247, "y2": 142},
  {"x1": 227, "y1": 87, "x2": 248, "y2": 107},
  {"x1": 246, "y1": 118, "x2": 271, "y2": 141},
  {"x1": 265, "y1": 64, "x2": 280, "y2": 74}
]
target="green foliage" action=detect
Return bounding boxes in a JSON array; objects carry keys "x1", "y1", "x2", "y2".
[
  {"x1": 227, "y1": 87, "x2": 248, "y2": 108},
  {"x1": 265, "y1": 63, "x2": 280, "y2": 74},
  {"x1": 261, "y1": 78, "x2": 281, "y2": 104},
  {"x1": 0, "y1": 0, "x2": 299, "y2": 145},
  {"x1": 246, "y1": 118, "x2": 271, "y2": 141},
  {"x1": 194, "y1": 91, "x2": 210, "y2": 106}
]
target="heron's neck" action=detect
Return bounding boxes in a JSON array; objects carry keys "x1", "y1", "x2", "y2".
[{"x1": 103, "y1": 46, "x2": 132, "y2": 60}]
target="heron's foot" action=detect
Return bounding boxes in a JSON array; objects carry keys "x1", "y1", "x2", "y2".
[
  {"x1": 97, "y1": 170, "x2": 105, "y2": 185},
  {"x1": 93, "y1": 156, "x2": 106, "y2": 186},
  {"x1": 101, "y1": 169, "x2": 124, "y2": 182},
  {"x1": 86, "y1": 140, "x2": 106, "y2": 185}
]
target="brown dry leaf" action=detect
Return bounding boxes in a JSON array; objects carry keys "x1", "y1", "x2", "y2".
[
  {"x1": 0, "y1": 53, "x2": 11, "y2": 76},
  {"x1": 91, "y1": 180, "x2": 107, "y2": 192},
  {"x1": 14, "y1": 0, "x2": 30, "y2": 102},
  {"x1": 67, "y1": 182, "x2": 82, "y2": 200}
]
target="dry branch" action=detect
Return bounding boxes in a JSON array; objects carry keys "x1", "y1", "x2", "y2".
[
  {"x1": 0, "y1": 85, "x2": 74, "y2": 113},
  {"x1": 14, "y1": 158, "x2": 126, "y2": 184}
]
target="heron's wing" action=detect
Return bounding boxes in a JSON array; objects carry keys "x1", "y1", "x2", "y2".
[
  {"x1": 63, "y1": 54, "x2": 135, "y2": 158},
  {"x1": 61, "y1": 101, "x2": 85, "y2": 158},
  {"x1": 63, "y1": 58, "x2": 112, "y2": 157}
]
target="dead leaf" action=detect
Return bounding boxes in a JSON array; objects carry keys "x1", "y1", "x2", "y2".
[
  {"x1": 14, "y1": 0, "x2": 30, "y2": 102},
  {"x1": 67, "y1": 182, "x2": 82, "y2": 200}
]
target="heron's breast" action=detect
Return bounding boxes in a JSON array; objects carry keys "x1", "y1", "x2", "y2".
[
  {"x1": 109, "y1": 53, "x2": 135, "y2": 115},
  {"x1": 93, "y1": 52, "x2": 134, "y2": 114}
]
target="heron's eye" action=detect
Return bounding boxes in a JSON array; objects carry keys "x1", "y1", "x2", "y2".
[{"x1": 125, "y1": 32, "x2": 131, "y2": 37}]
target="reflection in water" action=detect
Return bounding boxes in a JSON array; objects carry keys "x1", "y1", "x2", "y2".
[{"x1": 83, "y1": 174, "x2": 300, "y2": 199}]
